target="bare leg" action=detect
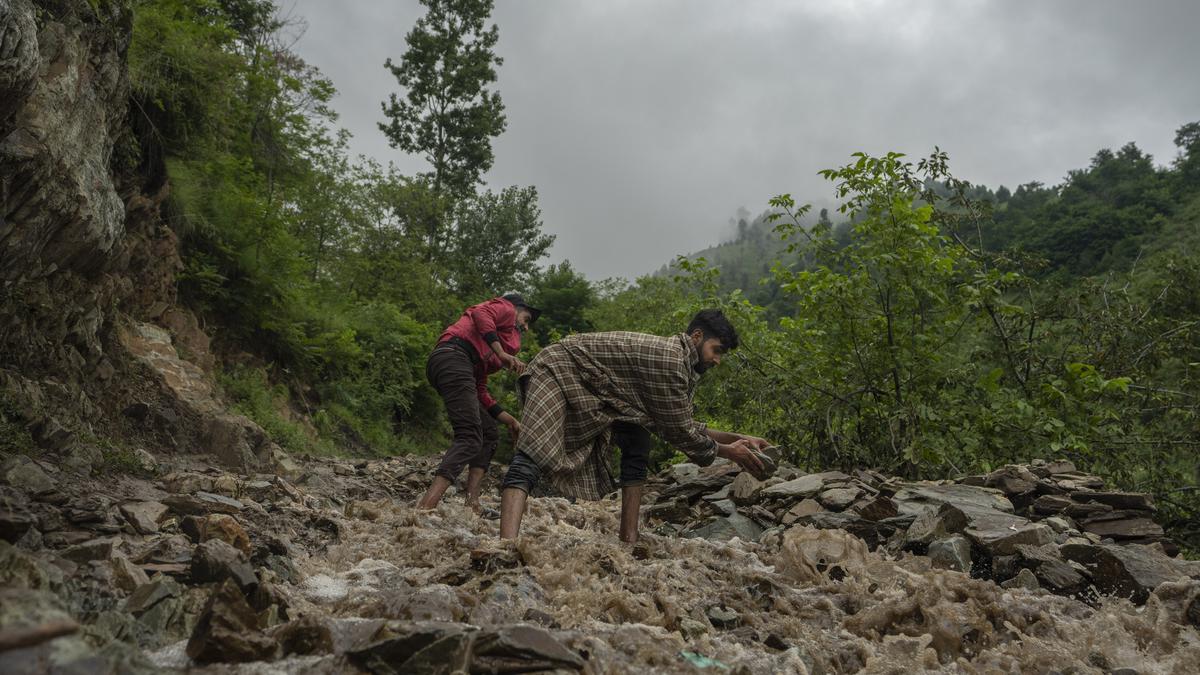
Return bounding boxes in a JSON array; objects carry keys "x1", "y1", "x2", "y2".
[
  {"x1": 416, "y1": 476, "x2": 453, "y2": 510},
  {"x1": 618, "y1": 485, "x2": 644, "y2": 544},
  {"x1": 499, "y1": 487, "x2": 528, "y2": 539},
  {"x1": 464, "y1": 467, "x2": 487, "y2": 512}
]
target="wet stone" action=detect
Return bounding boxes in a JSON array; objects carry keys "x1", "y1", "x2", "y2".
[
  {"x1": 708, "y1": 499, "x2": 736, "y2": 517},
  {"x1": 191, "y1": 539, "x2": 258, "y2": 592},
  {"x1": 928, "y1": 534, "x2": 971, "y2": 572},
  {"x1": 1033, "y1": 494, "x2": 1075, "y2": 515},
  {"x1": 1061, "y1": 542, "x2": 1196, "y2": 604},
  {"x1": 0, "y1": 540, "x2": 59, "y2": 591},
  {"x1": 1072, "y1": 491, "x2": 1155, "y2": 511},
  {"x1": 1042, "y1": 516, "x2": 1073, "y2": 533},
  {"x1": 472, "y1": 624, "x2": 585, "y2": 672},
  {"x1": 707, "y1": 605, "x2": 740, "y2": 629},
  {"x1": 211, "y1": 475, "x2": 239, "y2": 496},
  {"x1": 701, "y1": 484, "x2": 732, "y2": 502},
  {"x1": 1001, "y1": 567, "x2": 1040, "y2": 591},
  {"x1": 63, "y1": 496, "x2": 110, "y2": 525},
  {"x1": 853, "y1": 495, "x2": 898, "y2": 521},
  {"x1": 187, "y1": 578, "x2": 277, "y2": 664},
  {"x1": 126, "y1": 577, "x2": 182, "y2": 614},
  {"x1": 202, "y1": 513, "x2": 251, "y2": 554},
  {"x1": 241, "y1": 480, "x2": 275, "y2": 503},
  {"x1": 132, "y1": 448, "x2": 158, "y2": 475},
  {"x1": 1013, "y1": 544, "x2": 1088, "y2": 593},
  {"x1": 659, "y1": 473, "x2": 736, "y2": 502},
  {"x1": 0, "y1": 508, "x2": 35, "y2": 543},
  {"x1": 110, "y1": 554, "x2": 150, "y2": 593},
  {"x1": 982, "y1": 465, "x2": 1040, "y2": 498},
  {"x1": 670, "y1": 463, "x2": 701, "y2": 482},
  {"x1": 746, "y1": 450, "x2": 778, "y2": 482},
  {"x1": 817, "y1": 486, "x2": 862, "y2": 511},
  {"x1": 745, "y1": 505, "x2": 778, "y2": 527},
  {"x1": 347, "y1": 622, "x2": 475, "y2": 674},
  {"x1": 780, "y1": 499, "x2": 823, "y2": 526},
  {"x1": 1064, "y1": 501, "x2": 1113, "y2": 520},
  {"x1": 1079, "y1": 515, "x2": 1164, "y2": 542},
  {"x1": 762, "y1": 473, "x2": 830, "y2": 500},
  {"x1": 180, "y1": 515, "x2": 206, "y2": 542},
  {"x1": 133, "y1": 534, "x2": 194, "y2": 565},
  {"x1": 61, "y1": 536, "x2": 117, "y2": 563},
  {"x1": 163, "y1": 492, "x2": 243, "y2": 517},
  {"x1": 683, "y1": 513, "x2": 764, "y2": 543},
  {"x1": 646, "y1": 497, "x2": 692, "y2": 522},
  {"x1": 119, "y1": 501, "x2": 167, "y2": 535},
  {"x1": 273, "y1": 615, "x2": 334, "y2": 656},
  {"x1": 43, "y1": 530, "x2": 94, "y2": 548},
  {"x1": 966, "y1": 523, "x2": 1053, "y2": 556},
  {"x1": 2, "y1": 457, "x2": 56, "y2": 494},
  {"x1": 729, "y1": 472, "x2": 764, "y2": 505}
]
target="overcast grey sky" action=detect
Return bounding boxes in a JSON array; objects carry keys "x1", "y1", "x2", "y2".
[{"x1": 287, "y1": 0, "x2": 1200, "y2": 280}]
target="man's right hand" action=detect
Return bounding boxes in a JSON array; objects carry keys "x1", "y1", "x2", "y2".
[
  {"x1": 498, "y1": 412, "x2": 521, "y2": 444},
  {"x1": 505, "y1": 353, "x2": 527, "y2": 375},
  {"x1": 717, "y1": 439, "x2": 765, "y2": 475}
]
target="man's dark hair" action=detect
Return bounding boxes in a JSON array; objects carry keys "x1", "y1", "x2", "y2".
[{"x1": 686, "y1": 309, "x2": 739, "y2": 351}]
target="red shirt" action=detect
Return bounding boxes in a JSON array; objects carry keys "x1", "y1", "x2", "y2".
[{"x1": 437, "y1": 297, "x2": 523, "y2": 411}]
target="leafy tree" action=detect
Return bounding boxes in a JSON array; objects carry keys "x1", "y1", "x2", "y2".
[
  {"x1": 379, "y1": 0, "x2": 506, "y2": 205},
  {"x1": 1173, "y1": 120, "x2": 1200, "y2": 194},
  {"x1": 443, "y1": 186, "x2": 554, "y2": 300},
  {"x1": 528, "y1": 261, "x2": 595, "y2": 343}
]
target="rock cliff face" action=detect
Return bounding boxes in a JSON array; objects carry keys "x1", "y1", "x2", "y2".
[{"x1": 0, "y1": 0, "x2": 274, "y2": 473}]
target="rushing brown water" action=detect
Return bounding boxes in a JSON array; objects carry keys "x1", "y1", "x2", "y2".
[{"x1": 266, "y1": 494, "x2": 1200, "y2": 674}]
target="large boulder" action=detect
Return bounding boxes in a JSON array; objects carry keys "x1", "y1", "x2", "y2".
[{"x1": 1060, "y1": 542, "x2": 1200, "y2": 604}]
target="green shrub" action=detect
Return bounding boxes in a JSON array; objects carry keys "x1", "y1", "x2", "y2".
[
  {"x1": 218, "y1": 366, "x2": 333, "y2": 456},
  {"x1": 0, "y1": 397, "x2": 34, "y2": 457}
]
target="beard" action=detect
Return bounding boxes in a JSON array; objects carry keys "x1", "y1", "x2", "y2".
[{"x1": 693, "y1": 361, "x2": 711, "y2": 375}]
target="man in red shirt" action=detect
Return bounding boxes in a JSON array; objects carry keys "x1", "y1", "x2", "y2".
[{"x1": 417, "y1": 293, "x2": 540, "y2": 513}]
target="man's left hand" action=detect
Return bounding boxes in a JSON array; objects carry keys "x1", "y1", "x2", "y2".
[{"x1": 741, "y1": 435, "x2": 771, "y2": 451}]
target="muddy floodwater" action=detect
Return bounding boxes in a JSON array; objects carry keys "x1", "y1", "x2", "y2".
[{"x1": 266, "y1": 491, "x2": 1199, "y2": 673}]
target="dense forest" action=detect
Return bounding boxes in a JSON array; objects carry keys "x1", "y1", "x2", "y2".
[{"x1": 86, "y1": 0, "x2": 1199, "y2": 549}]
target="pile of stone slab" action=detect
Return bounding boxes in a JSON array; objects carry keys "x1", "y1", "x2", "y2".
[{"x1": 645, "y1": 457, "x2": 1200, "y2": 605}]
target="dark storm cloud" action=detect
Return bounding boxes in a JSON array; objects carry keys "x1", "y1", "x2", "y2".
[{"x1": 287, "y1": 0, "x2": 1200, "y2": 279}]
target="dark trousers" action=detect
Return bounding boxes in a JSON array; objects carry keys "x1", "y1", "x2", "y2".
[
  {"x1": 427, "y1": 344, "x2": 499, "y2": 482},
  {"x1": 501, "y1": 421, "x2": 651, "y2": 493}
]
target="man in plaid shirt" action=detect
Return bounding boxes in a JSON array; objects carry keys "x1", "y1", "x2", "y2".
[{"x1": 498, "y1": 309, "x2": 770, "y2": 544}]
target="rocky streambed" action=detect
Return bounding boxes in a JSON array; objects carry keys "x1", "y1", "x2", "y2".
[{"x1": 1, "y1": 451, "x2": 1198, "y2": 674}]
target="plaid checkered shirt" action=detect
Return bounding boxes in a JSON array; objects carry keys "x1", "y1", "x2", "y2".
[{"x1": 515, "y1": 331, "x2": 719, "y2": 500}]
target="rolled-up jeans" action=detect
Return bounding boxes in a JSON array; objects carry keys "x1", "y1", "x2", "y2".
[
  {"x1": 502, "y1": 421, "x2": 651, "y2": 494},
  {"x1": 427, "y1": 344, "x2": 499, "y2": 481}
]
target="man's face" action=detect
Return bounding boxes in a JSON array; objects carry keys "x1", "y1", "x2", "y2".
[
  {"x1": 692, "y1": 333, "x2": 728, "y2": 374},
  {"x1": 515, "y1": 308, "x2": 533, "y2": 333}
]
